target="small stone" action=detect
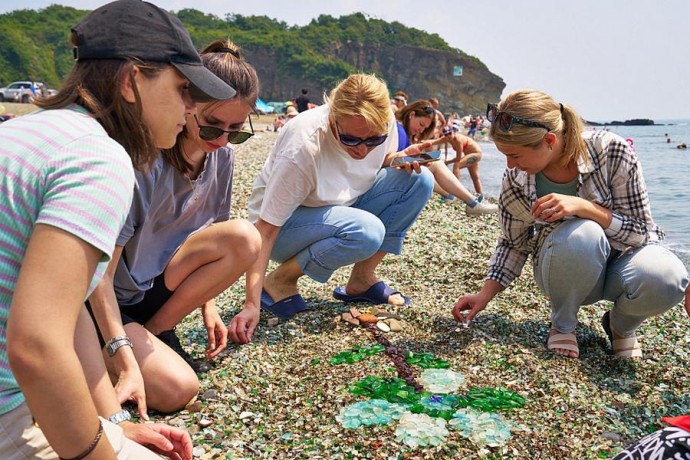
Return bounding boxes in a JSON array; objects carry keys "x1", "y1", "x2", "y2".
[
  {"x1": 377, "y1": 311, "x2": 402, "y2": 320},
  {"x1": 341, "y1": 312, "x2": 360, "y2": 326},
  {"x1": 358, "y1": 313, "x2": 378, "y2": 324},
  {"x1": 600, "y1": 431, "x2": 621, "y2": 443},
  {"x1": 201, "y1": 390, "x2": 217, "y2": 401},
  {"x1": 349, "y1": 307, "x2": 362, "y2": 318},
  {"x1": 385, "y1": 318, "x2": 403, "y2": 332},
  {"x1": 239, "y1": 411, "x2": 254, "y2": 420},
  {"x1": 376, "y1": 321, "x2": 391, "y2": 332},
  {"x1": 198, "y1": 417, "x2": 213, "y2": 428},
  {"x1": 267, "y1": 317, "x2": 280, "y2": 327},
  {"x1": 187, "y1": 401, "x2": 203, "y2": 413},
  {"x1": 368, "y1": 307, "x2": 381, "y2": 315}
]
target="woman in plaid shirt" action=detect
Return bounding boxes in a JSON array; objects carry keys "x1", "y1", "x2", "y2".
[{"x1": 452, "y1": 89, "x2": 689, "y2": 359}]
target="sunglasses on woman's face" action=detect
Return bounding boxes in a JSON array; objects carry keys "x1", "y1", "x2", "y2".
[
  {"x1": 194, "y1": 114, "x2": 254, "y2": 144},
  {"x1": 335, "y1": 123, "x2": 388, "y2": 148},
  {"x1": 486, "y1": 103, "x2": 551, "y2": 132}
]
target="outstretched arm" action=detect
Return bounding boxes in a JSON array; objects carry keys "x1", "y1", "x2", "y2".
[
  {"x1": 228, "y1": 219, "x2": 281, "y2": 344},
  {"x1": 88, "y1": 245, "x2": 148, "y2": 419}
]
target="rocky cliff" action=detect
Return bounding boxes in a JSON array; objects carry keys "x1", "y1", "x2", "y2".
[{"x1": 245, "y1": 42, "x2": 505, "y2": 115}]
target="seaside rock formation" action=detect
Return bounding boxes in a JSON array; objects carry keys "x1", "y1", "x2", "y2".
[{"x1": 246, "y1": 43, "x2": 504, "y2": 116}]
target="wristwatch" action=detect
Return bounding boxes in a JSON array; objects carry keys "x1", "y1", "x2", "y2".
[
  {"x1": 105, "y1": 335, "x2": 133, "y2": 357},
  {"x1": 107, "y1": 409, "x2": 132, "y2": 424}
]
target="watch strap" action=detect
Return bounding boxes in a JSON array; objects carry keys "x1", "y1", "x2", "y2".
[
  {"x1": 107, "y1": 409, "x2": 131, "y2": 424},
  {"x1": 105, "y1": 335, "x2": 133, "y2": 357}
]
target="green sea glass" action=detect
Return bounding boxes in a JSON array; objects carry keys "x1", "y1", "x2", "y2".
[
  {"x1": 405, "y1": 351, "x2": 450, "y2": 369},
  {"x1": 328, "y1": 343, "x2": 385, "y2": 365},
  {"x1": 456, "y1": 387, "x2": 526, "y2": 412},
  {"x1": 349, "y1": 376, "x2": 423, "y2": 405},
  {"x1": 409, "y1": 394, "x2": 463, "y2": 420}
]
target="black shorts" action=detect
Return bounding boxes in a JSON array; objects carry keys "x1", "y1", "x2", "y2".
[{"x1": 85, "y1": 273, "x2": 174, "y2": 347}]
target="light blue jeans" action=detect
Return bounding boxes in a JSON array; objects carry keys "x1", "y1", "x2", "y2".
[
  {"x1": 271, "y1": 167, "x2": 434, "y2": 283},
  {"x1": 534, "y1": 218, "x2": 688, "y2": 337}
]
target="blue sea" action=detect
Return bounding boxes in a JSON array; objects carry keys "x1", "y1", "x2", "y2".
[{"x1": 461, "y1": 119, "x2": 690, "y2": 268}]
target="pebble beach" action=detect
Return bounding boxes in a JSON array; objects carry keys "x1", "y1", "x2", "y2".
[{"x1": 158, "y1": 124, "x2": 690, "y2": 459}]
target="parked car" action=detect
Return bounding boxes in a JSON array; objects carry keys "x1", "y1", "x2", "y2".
[{"x1": 0, "y1": 81, "x2": 51, "y2": 103}]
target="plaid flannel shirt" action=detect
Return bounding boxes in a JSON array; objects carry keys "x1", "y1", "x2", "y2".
[{"x1": 487, "y1": 130, "x2": 664, "y2": 288}]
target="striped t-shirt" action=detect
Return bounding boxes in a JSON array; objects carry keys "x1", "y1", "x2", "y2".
[{"x1": 0, "y1": 104, "x2": 135, "y2": 415}]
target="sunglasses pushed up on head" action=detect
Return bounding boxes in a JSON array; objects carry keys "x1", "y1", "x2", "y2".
[
  {"x1": 486, "y1": 103, "x2": 551, "y2": 132},
  {"x1": 194, "y1": 114, "x2": 254, "y2": 144}
]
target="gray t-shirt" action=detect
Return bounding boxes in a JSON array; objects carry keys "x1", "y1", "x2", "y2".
[{"x1": 114, "y1": 147, "x2": 234, "y2": 305}]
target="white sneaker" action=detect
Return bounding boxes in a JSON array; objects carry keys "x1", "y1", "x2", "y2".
[{"x1": 465, "y1": 201, "x2": 498, "y2": 216}]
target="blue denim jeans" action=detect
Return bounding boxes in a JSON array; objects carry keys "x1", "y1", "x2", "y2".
[
  {"x1": 271, "y1": 167, "x2": 434, "y2": 283},
  {"x1": 534, "y1": 218, "x2": 688, "y2": 336}
]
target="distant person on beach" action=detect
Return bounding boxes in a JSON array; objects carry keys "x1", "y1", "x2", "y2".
[
  {"x1": 678, "y1": 143, "x2": 687, "y2": 150},
  {"x1": 452, "y1": 89, "x2": 689, "y2": 360},
  {"x1": 391, "y1": 90, "x2": 408, "y2": 113},
  {"x1": 467, "y1": 116, "x2": 479, "y2": 138},
  {"x1": 244, "y1": 74, "x2": 433, "y2": 321},
  {"x1": 0, "y1": 0, "x2": 240, "y2": 457},
  {"x1": 428, "y1": 97, "x2": 446, "y2": 137},
  {"x1": 87, "y1": 40, "x2": 261, "y2": 413},
  {"x1": 435, "y1": 118, "x2": 489, "y2": 201},
  {"x1": 296, "y1": 88, "x2": 310, "y2": 112},
  {"x1": 395, "y1": 100, "x2": 497, "y2": 215}
]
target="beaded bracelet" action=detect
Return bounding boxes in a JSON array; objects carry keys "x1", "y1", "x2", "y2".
[{"x1": 59, "y1": 420, "x2": 103, "y2": 460}]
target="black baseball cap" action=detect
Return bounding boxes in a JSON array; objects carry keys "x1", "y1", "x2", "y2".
[{"x1": 72, "y1": 0, "x2": 235, "y2": 102}]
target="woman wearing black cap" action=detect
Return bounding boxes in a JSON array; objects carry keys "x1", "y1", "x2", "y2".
[
  {"x1": 87, "y1": 39, "x2": 262, "y2": 414},
  {"x1": 0, "y1": 0, "x2": 235, "y2": 458}
]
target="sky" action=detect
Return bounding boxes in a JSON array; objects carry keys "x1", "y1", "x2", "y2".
[{"x1": 2, "y1": 0, "x2": 689, "y2": 121}]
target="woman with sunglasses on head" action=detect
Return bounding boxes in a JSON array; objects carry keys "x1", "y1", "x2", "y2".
[
  {"x1": 0, "y1": 0, "x2": 240, "y2": 457},
  {"x1": 395, "y1": 100, "x2": 497, "y2": 215},
  {"x1": 243, "y1": 74, "x2": 434, "y2": 321},
  {"x1": 452, "y1": 89, "x2": 688, "y2": 359},
  {"x1": 87, "y1": 40, "x2": 261, "y2": 414}
]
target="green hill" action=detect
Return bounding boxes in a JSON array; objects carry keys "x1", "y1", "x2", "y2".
[{"x1": 0, "y1": 6, "x2": 505, "y2": 114}]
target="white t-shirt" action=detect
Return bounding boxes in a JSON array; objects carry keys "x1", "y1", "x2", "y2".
[{"x1": 248, "y1": 105, "x2": 398, "y2": 226}]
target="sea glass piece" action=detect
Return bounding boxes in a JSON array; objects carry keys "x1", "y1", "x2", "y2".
[
  {"x1": 394, "y1": 413, "x2": 449, "y2": 447},
  {"x1": 335, "y1": 399, "x2": 409, "y2": 429},
  {"x1": 449, "y1": 407, "x2": 513, "y2": 446},
  {"x1": 409, "y1": 394, "x2": 463, "y2": 420},
  {"x1": 328, "y1": 343, "x2": 385, "y2": 365},
  {"x1": 418, "y1": 369, "x2": 465, "y2": 394},
  {"x1": 405, "y1": 351, "x2": 451, "y2": 369},
  {"x1": 350, "y1": 376, "x2": 423, "y2": 405},
  {"x1": 458, "y1": 387, "x2": 526, "y2": 412}
]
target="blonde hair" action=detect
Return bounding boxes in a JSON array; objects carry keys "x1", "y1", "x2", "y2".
[
  {"x1": 490, "y1": 89, "x2": 587, "y2": 167},
  {"x1": 325, "y1": 74, "x2": 392, "y2": 133}
]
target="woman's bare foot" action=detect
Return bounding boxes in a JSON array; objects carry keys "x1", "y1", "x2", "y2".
[{"x1": 547, "y1": 328, "x2": 579, "y2": 358}]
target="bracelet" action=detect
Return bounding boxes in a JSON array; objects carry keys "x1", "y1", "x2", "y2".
[
  {"x1": 107, "y1": 408, "x2": 132, "y2": 424},
  {"x1": 105, "y1": 335, "x2": 133, "y2": 357},
  {"x1": 59, "y1": 420, "x2": 103, "y2": 460}
]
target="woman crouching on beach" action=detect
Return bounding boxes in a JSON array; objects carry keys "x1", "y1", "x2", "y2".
[
  {"x1": 452, "y1": 89, "x2": 689, "y2": 359},
  {"x1": 242, "y1": 74, "x2": 434, "y2": 321}
]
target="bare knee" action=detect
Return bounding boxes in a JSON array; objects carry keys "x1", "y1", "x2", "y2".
[{"x1": 147, "y1": 368, "x2": 199, "y2": 413}]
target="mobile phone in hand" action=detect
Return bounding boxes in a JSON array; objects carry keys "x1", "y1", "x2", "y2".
[{"x1": 389, "y1": 150, "x2": 442, "y2": 167}]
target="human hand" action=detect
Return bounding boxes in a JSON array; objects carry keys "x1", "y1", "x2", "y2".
[
  {"x1": 452, "y1": 293, "x2": 490, "y2": 325},
  {"x1": 201, "y1": 301, "x2": 228, "y2": 359},
  {"x1": 121, "y1": 422, "x2": 192, "y2": 460},
  {"x1": 114, "y1": 365, "x2": 148, "y2": 420},
  {"x1": 227, "y1": 304, "x2": 260, "y2": 344},
  {"x1": 531, "y1": 193, "x2": 583, "y2": 223}
]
